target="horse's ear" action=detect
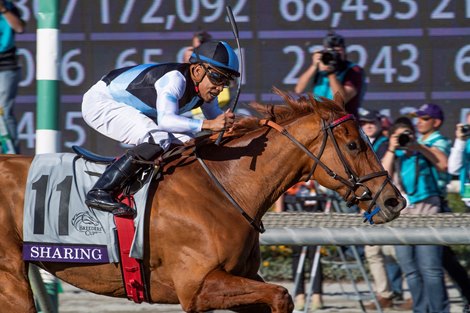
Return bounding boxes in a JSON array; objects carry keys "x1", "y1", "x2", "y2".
[{"x1": 333, "y1": 92, "x2": 345, "y2": 108}]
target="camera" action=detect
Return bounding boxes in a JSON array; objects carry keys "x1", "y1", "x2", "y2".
[
  {"x1": 320, "y1": 48, "x2": 341, "y2": 69},
  {"x1": 398, "y1": 130, "x2": 413, "y2": 147},
  {"x1": 461, "y1": 124, "x2": 470, "y2": 137}
]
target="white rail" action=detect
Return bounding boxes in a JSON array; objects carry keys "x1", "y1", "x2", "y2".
[{"x1": 260, "y1": 213, "x2": 470, "y2": 245}]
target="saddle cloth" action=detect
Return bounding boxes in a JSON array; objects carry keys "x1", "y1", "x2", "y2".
[{"x1": 22, "y1": 153, "x2": 150, "y2": 263}]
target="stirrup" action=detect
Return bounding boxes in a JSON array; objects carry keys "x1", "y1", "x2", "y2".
[
  {"x1": 110, "y1": 205, "x2": 135, "y2": 217},
  {"x1": 88, "y1": 203, "x2": 135, "y2": 217},
  {"x1": 85, "y1": 196, "x2": 136, "y2": 217}
]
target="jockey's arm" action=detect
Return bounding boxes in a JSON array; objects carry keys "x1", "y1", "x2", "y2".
[
  {"x1": 201, "y1": 108, "x2": 235, "y2": 132},
  {"x1": 155, "y1": 72, "x2": 233, "y2": 133},
  {"x1": 155, "y1": 72, "x2": 204, "y2": 133},
  {"x1": 200, "y1": 99, "x2": 223, "y2": 120},
  {"x1": 200, "y1": 94, "x2": 235, "y2": 132},
  {"x1": 199, "y1": 100, "x2": 230, "y2": 132}
]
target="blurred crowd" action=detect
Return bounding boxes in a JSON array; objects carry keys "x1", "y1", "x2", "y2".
[{"x1": 275, "y1": 30, "x2": 470, "y2": 313}]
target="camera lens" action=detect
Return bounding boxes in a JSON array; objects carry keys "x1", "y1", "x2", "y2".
[
  {"x1": 462, "y1": 124, "x2": 470, "y2": 137},
  {"x1": 398, "y1": 131, "x2": 412, "y2": 146},
  {"x1": 321, "y1": 51, "x2": 334, "y2": 65}
]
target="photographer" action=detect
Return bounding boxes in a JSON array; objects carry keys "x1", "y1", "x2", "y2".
[
  {"x1": 448, "y1": 117, "x2": 470, "y2": 208},
  {"x1": 294, "y1": 31, "x2": 365, "y2": 118},
  {"x1": 447, "y1": 119, "x2": 470, "y2": 308},
  {"x1": 382, "y1": 104, "x2": 451, "y2": 312}
]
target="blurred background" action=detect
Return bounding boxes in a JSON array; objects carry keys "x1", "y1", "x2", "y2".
[{"x1": 13, "y1": 0, "x2": 470, "y2": 155}]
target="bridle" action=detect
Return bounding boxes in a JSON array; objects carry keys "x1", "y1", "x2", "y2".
[
  {"x1": 261, "y1": 114, "x2": 392, "y2": 223},
  {"x1": 197, "y1": 114, "x2": 393, "y2": 233}
]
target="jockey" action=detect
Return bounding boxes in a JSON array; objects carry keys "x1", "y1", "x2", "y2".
[{"x1": 81, "y1": 41, "x2": 240, "y2": 216}]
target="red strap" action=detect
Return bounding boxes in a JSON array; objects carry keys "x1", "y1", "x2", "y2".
[{"x1": 114, "y1": 196, "x2": 147, "y2": 303}]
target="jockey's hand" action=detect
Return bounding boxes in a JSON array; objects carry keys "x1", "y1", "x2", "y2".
[{"x1": 203, "y1": 109, "x2": 235, "y2": 132}]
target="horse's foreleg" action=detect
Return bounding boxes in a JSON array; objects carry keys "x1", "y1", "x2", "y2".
[{"x1": 186, "y1": 269, "x2": 293, "y2": 313}]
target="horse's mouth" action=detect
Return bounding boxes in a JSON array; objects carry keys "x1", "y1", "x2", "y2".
[
  {"x1": 370, "y1": 194, "x2": 407, "y2": 224},
  {"x1": 372, "y1": 207, "x2": 403, "y2": 224}
]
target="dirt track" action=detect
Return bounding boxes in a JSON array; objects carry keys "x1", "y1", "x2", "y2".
[{"x1": 58, "y1": 280, "x2": 466, "y2": 313}]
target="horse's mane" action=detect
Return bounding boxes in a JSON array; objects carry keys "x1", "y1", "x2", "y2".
[
  {"x1": 226, "y1": 88, "x2": 347, "y2": 137},
  {"x1": 189, "y1": 88, "x2": 348, "y2": 147}
]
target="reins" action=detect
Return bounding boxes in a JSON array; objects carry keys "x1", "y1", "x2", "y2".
[
  {"x1": 261, "y1": 115, "x2": 391, "y2": 223},
  {"x1": 196, "y1": 114, "x2": 392, "y2": 232}
]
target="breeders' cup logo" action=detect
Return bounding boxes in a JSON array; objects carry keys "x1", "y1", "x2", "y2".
[{"x1": 72, "y1": 212, "x2": 104, "y2": 236}]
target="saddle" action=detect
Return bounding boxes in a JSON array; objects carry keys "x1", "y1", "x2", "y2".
[
  {"x1": 71, "y1": 144, "x2": 201, "y2": 303},
  {"x1": 72, "y1": 145, "x2": 116, "y2": 164}
]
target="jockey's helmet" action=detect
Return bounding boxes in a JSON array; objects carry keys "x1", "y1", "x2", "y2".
[{"x1": 189, "y1": 41, "x2": 240, "y2": 78}]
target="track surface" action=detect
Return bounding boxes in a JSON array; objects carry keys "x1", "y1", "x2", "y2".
[{"x1": 58, "y1": 279, "x2": 466, "y2": 313}]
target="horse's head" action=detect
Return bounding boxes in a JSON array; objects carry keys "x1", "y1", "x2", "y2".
[{"x1": 266, "y1": 90, "x2": 406, "y2": 224}]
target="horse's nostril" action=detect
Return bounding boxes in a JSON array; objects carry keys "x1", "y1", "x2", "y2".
[{"x1": 384, "y1": 198, "x2": 399, "y2": 208}]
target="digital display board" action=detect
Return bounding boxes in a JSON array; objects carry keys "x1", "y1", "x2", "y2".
[{"x1": 14, "y1": 0, "x2": 470, "y2": 155}]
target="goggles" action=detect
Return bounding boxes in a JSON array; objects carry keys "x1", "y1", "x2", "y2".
[{"x1": 202, "y1": 65, "x2": 232, "y2": 87}]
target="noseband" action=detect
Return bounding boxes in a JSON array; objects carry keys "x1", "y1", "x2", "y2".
[{"x1": 260, "y1": 114, "x2": 391, "y2": 224}]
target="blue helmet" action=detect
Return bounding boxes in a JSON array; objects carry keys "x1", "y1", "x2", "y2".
[{"x1": 189, "y1": 41, "x2": 240, "y2": 78}]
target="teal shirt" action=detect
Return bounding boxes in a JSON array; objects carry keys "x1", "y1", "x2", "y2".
[
  {"x1": 312, "y1": 62, "x2": 356, "y2": 99},
  {"x1": 396, "y1": 131, "x2": 450, "y2": 204},
  {"x1": 0, "y1": 1, "x2": 16, "y2": 52},
  {"x1": 460, "y1": 140, "x2": 470, "y2": 197}
]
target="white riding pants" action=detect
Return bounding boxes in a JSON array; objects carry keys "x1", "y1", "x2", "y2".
[{"x1": 82, "y1": 81, "x2": 192, "y2": 150}]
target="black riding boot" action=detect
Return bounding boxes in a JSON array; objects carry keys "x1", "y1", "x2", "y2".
[{"x1": 85, "y1": 143, "x2": 163, "y2": 216}]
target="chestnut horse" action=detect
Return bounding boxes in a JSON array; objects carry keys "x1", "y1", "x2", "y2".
[{"x1": 0, "y1": 90, "x2": 405, "y2": 313}]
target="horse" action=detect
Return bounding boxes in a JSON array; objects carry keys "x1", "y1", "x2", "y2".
[{"x1": 0, "y1": 90, "x2": 406, "y2": 313}]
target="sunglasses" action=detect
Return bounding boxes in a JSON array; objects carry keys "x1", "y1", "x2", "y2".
[{"x1": 202, "y1": 65, "x2": 231, "y2": 87}]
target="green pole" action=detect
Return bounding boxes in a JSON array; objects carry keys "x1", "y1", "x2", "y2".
[
  {"x1": 32, "y1": 2, "x2": 61, "y2": 313},
  {"x1": 36, "y1": 0, "x2": 60, "y2": 153}
]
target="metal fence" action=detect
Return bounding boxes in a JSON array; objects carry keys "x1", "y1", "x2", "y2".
[{"x1": 260, "y1": 212, "x2": 470, "y2": 245}]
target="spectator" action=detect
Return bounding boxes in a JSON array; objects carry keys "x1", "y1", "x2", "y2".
[
  {"x1": 383, "y1": 104, "x2": 451, "y2": 313},
  {"x1": 442, "y1": 245, "x2": 470, "y2": 306},
  {"x1": 448, "y1": 113, "x2": 470, "y2": 207},
  {"x1": 359, "y1": 109, "x2": 404, "y2": 310},
  {"x1": 81, "y1": 41, "x2": 239, "y2": 216},
  {"x1": 380, "y1": 114, "x2": 393, "y2": 138},
  {"x1": 358, "y1": 109, "x2": 388, "y2": 156},
  {"x1": 446, "y1": 116, "x2": 470, "y2": 305},
  {"x1": 183, "y1": 30, "x2": 213, "y2": 63},
  {"x1": 0, "y1": 0, "x2": 25, "y2": 152},
  {"x1": 294, "y1": 31, "x2": 365, "y2": 118}
]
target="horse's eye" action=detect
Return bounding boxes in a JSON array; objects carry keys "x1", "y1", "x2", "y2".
[{"x1": 347, "y1": 142, "x2": 358, "y2": 150}]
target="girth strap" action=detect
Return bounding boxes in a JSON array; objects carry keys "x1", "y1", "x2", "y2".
[{"x1": 114, "y1": 195, "x2": 149, "y2": 303}]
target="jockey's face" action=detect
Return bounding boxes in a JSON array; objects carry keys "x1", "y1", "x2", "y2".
[{"x1": 196, "y1": 64, "x2": 232, "y2": 102}]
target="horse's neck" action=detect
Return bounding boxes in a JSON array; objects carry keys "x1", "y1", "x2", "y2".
[{"x1": 210, "y1": 121, "x2": 315, "y2": 218}]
